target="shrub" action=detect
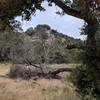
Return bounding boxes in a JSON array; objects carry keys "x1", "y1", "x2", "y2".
[{"x1": 71, "y1": 64, "x2": 100, "y2": 100}]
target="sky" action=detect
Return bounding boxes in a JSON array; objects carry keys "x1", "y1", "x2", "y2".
[{"x1": 16, "y1": 2, "x2": 86, "y2": 40}]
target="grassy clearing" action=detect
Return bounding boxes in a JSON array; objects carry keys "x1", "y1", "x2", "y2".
[
  {"x1": 0, "y1": 78, "x2": 80, "y2": 100},
  {"x1": 48, "y1": 63, "x2": 80, "y2": 68},
  {"x1": 0, "y1": 63, "x2": 80, "y2": 100}
]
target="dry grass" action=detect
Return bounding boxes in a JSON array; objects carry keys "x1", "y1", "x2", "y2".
[
  {"x1": 0, "y1": 63, "x2": 11, "y2": 76},
  {"x1": 48, "y1": 63, "x2": 79, "y2": 68},
  {"x1": 0, "y1": 63, "x2": 80, "y2": 100}
]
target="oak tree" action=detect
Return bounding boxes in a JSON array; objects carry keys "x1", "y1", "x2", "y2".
[{"x1": 0, "y1": 0, "x2": 100, "y2": 99}]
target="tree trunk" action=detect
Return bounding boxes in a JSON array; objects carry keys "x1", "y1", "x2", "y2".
[{"x1": 83, "y1": 20, "x2": 100, "y2": 96}]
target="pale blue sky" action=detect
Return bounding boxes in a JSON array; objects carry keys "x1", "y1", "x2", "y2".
[{"x1": 16, "y1": 2, "x2": 86, "y2": 39}]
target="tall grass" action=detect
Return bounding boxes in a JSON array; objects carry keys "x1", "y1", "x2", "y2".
[
  {"x1": 0, "y1": 79, "x2": 80, "y2": 100},
  {"x1": 0, "y1": 63, "x2": 80, "y2": 100}
]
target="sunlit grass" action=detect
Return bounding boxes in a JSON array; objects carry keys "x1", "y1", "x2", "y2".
[
  {"x1": 48, "y1": 63, "x2": 80, "y2": 68},
  {"x1": 0, "y1": 63, "x2": 80, "y2": 100},
  {"x1": 0, "y1": 79, "x2": 80, "y2": 100}
]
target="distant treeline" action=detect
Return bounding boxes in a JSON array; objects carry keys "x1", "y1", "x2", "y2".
[{"x1": 0, "y1": 24, "x2": 84, "y2": 64}]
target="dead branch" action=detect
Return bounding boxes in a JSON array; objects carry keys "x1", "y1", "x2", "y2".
[
  {"x1": 24, "y1": 58, "x2": 45, "y2": 75},
  {"x1": 25, "y1": 58, "x2": 74, "y2": 78},
  {"x1": 50, "y1": 68, "x2": 73, "y2": 75},
  {"x1": 24, "y1": 58, "x2": 41, "y2": 69}
]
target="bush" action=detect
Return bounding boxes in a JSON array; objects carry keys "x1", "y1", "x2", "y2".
[{"x1": 71, "y1": 64, "x2": 100, "y2": 100}]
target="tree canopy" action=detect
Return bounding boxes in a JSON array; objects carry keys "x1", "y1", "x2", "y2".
[{"x1": 0, "y1": 0, "x2": 99, "y2": 31}]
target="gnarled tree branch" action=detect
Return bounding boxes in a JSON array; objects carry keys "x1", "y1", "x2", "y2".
[{"x1": 51, "y1": 0, "x2": 84, "y2": 20}]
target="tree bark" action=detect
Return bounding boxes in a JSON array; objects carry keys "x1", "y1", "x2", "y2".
[{"x1": 51, "y1": 0, "x2": 83, "y2": 19}]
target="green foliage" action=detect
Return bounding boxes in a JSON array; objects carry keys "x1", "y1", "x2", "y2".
[
  {"x1": 71, "y1": 20, "x2": 100, "y2": 100},
  {"x1": 0, "y1": 0, "x2": 45, "y2": 31},
  {"x1": 72, "y1": 64, "x2": 100, "y2": 100},
  {"x1": 0, "y1": 24, "x2": 83, "y2": 64},
  {"x1": 0, "y1": 31, "x2": 24, "y2": 62},
  {"x1": 25, "y1": 24, "x2": 83, "y2": 64},
  {"x1": 25, "y1": 27, "x2": 34, "y2": 36},
  {"x1": 50, "y1": 50, "x2": 66, "y2": 64}
]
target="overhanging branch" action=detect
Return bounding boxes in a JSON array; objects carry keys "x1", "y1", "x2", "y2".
[{"x1": 51, "y1": 0, "x2": 83, "y2": 20}]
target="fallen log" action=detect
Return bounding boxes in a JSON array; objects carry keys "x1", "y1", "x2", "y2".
[
  {"x1": 43, "y1": 67, "x2": 73, "y2": 79},
  {"x1": 9, "y1": 63, "x2": 74, "y2": 80},
  {"x1": 50, "y1": 67, "x2": 73, "y2": 75}
]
